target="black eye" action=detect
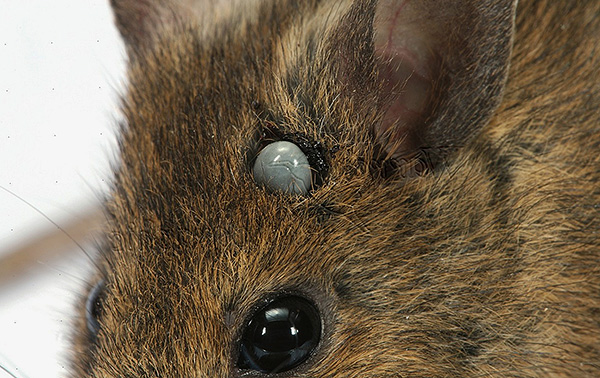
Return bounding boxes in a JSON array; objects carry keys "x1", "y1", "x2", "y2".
[
  {"x1": 86, "y1": 280, "x2": 105, "y2": 339},
  {"x1": 237, "y1": 296, "x2": 321, "y2": 374}
]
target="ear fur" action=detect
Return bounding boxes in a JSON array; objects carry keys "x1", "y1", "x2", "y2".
[
  {"x1": 110, "y1": 0, "x2": 176, "y2": 53},
  {"x1": 110, "y1": 0, "x2": 224, "y2": 57}
]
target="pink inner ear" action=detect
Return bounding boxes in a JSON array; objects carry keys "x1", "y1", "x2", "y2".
[{"x1": 373, "y1": 0, "x2": 437, "y2": 159}]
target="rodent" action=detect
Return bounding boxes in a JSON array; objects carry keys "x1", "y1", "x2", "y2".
[{"x1": 73, "y1": 0, "x2": 599, "y2": 377}]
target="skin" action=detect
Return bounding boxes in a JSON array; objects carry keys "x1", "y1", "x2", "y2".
[{"x1": 73, "y1": 0, "x2": 599, "y2": 377}]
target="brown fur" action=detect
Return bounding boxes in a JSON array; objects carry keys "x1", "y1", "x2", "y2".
[{"x1": 73, "y1": 0, "x2": 599, "y2": 376}]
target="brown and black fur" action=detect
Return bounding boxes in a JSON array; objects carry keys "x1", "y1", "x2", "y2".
[{"x1": 73, "y1": 0, "x2": 599, "y2": 376}]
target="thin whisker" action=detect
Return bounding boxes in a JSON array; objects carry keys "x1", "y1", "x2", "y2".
[
  {"x1": 0, "y1": 186, "x2": 104, "y2": 283},
  {"x1": 0, "y1": 356, "x2": 29, "y2": 378}
]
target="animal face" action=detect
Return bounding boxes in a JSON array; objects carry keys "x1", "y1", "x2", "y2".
[{"x1": 73, "y1": 1, "x2": 600, "y2": 377}]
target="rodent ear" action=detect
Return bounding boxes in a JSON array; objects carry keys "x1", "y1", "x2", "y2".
[
  {"x1": 336, "y1": 0, "x2": 517, "y2": 168},
  {"x1": 110, "y1": 0, "x2": 205, "y2": 56}
]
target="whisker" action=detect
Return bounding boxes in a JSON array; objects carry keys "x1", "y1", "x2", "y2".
[
  {"x1": 34, "y1": 260, "x2": 92, "y2": 286},
  {"x1": 0, "y1": 365, "x2": 20, "y2": 378},
  {"x1": 0, "y1": 185, "x2": 104, "y2": 286},
  {"x1": 0, "y1": 356, "x2": 29, "y2": 378}
]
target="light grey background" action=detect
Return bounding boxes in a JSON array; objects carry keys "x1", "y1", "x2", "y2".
[{"x1": 0, "y1": 1, "x2": 126, "y2": 377}]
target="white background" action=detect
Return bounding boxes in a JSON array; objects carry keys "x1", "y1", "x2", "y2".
[{"x1": 0, "y1": 1, "x2": 126, "y2": 377}]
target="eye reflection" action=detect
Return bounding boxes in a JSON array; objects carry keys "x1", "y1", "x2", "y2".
[{"x1": 237, "y1": 296, "x2": 321, "y2": 373}]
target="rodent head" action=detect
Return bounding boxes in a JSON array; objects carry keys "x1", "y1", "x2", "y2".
[{"x1": 74, "y1": 0, "x2": 523, "y2": 376}]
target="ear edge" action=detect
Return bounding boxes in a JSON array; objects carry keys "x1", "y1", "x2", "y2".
[{"x1": 370, "y1": 0, "x2": 518, "y2": 170}]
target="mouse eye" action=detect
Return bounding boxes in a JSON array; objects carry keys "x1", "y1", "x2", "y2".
[
  {"x1": 237, "y1": 296, "x2": 321, "y2": 374},
  {"x1": 253, "y1": 141, "x2": 312, "y2": 195},
  {"x1": 86, "y1": 280, "x2": 105, "y2": 340}
]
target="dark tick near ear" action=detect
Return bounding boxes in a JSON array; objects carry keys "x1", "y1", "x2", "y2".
[{"x1": 253, "y1": 141, "x2": 312, "y2": 195}]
